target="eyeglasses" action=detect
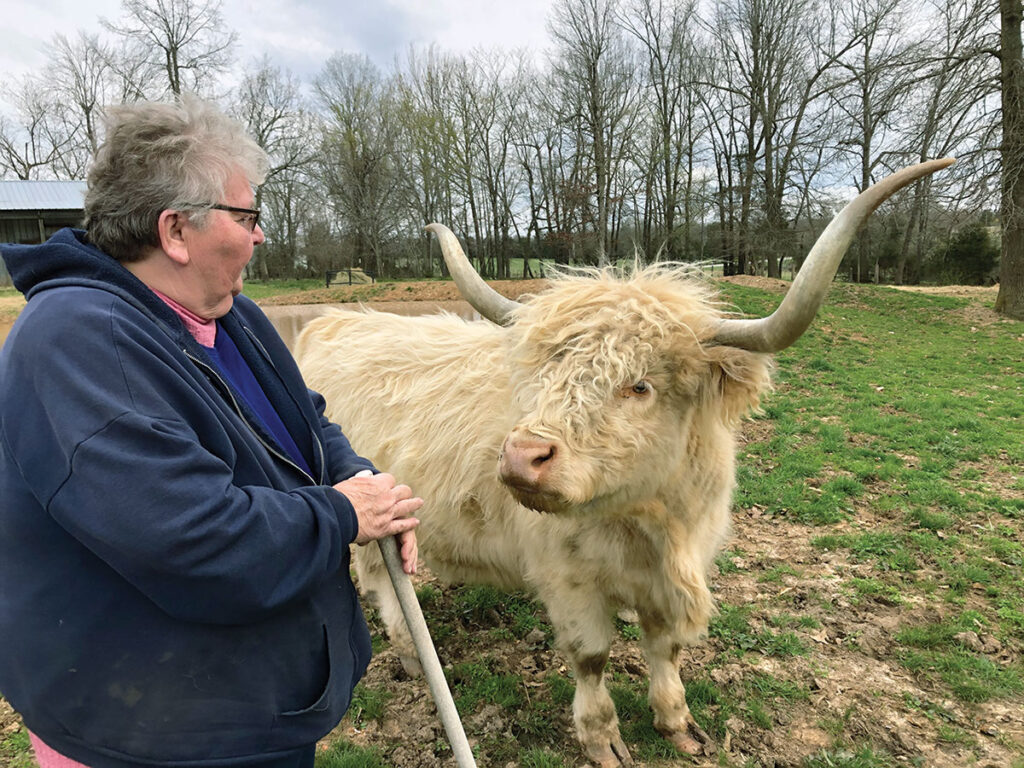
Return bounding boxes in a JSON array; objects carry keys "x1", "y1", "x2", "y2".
[{"x1": 185, "y1": 203, "x2": 261, "y2": 232}]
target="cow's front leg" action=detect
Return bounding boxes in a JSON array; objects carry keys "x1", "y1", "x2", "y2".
[
  {"x1": 639, "y1": 611, "x2": 714, "y2": 756},
  {"x1": 545, "y1": 593, "x2": 633, "y2": 767},
  {"x1": 352, "y1": 544, "x2": 423, "y2": 676}
]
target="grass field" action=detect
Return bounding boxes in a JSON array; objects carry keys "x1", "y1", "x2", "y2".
[
  {"x1": 314, "y1": 281, "x2": 1023, "y2": 768},
  {"x1": 1, "y1": 279, "x2": 1021, "y2": 768}
]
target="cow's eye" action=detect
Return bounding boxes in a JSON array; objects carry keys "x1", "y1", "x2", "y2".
[{"x1": 624, "y1": 380, "x2": 652, "y2": 398}]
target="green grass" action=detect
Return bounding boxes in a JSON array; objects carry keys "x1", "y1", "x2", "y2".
[
  {"x1": 519, "y1": 748, "x2": 569, "y2": 768},
  {"x1": 448, "y1": 584, "x2": 548, "y2": 641},
  {"x1": 351, "y1": 283, "x2": 1022, "y2": 764},
  {"x1": 315, "y1": 740, "x2": 387, "y2": 768},
  {"x1": 450, "y1": 659, "x2": 525, "y2": 712},
  {"x1": 0, "y1": 730, "x2": 34, "y2": 768},
  {"x1": 346, "y1": 684, "x2": 392, "y2": 725},
  {"x1": 709, "y1": 603, "x2": 809, "y2": 658},
  {"x1": 895, "y1": 614, "x2": 1024, "y2": 701}
]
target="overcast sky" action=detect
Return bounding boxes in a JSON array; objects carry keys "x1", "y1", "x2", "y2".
[{"x1": 1, "y1": 0, "x2": 557, "y2": 92}]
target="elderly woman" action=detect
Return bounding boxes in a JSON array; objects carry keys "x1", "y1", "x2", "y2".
[{"x1": 0, "y1": 96, "x2": 421, "y2": 768}]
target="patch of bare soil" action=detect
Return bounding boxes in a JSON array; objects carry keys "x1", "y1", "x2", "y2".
[
  {"x1": 258, "y1": 279, "x2": 551, "y2": 306},
  {"x1": 890, "y1": 284, "x2": 1008, "y2": 328},
  {"x1": 888, "y1": 285, "x2": 998, "y2": 298},
  {"x1": 0, "y1": 296, "x2": 25, "y2": 321},
  {"x1": 720, "y1": 274, "x2": 792, "y2": 294},
  {"x1": 718, "y1": 277, "x2": 1001, "y2": 302},
  {"x1": 719, "y1": 278, "x2": 1010, "y2": 329}
]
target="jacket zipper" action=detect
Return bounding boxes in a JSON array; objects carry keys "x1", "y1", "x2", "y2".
[
  {"x1": 241, "y1": 326, "x2": 329, "y2": 485},
  {"x1": 240, "y1": 323, "x2": 327, "y2": 481},
  {"x1": 185, "y1": 350, "x2": 319, "y2": 486}
]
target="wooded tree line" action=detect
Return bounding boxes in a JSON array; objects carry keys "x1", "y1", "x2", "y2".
[{"x1": 0, "y1": 0, "x2": 1011, "y2": 290}]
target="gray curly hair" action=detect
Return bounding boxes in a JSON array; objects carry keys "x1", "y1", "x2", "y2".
[{"x1": 84, "y1": 94, "x2": 269, "y2": 263}]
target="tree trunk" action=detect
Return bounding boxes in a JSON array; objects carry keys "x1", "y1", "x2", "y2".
[{"x1": 998, "y1": 0, "x2": 1024, "y2": 319}]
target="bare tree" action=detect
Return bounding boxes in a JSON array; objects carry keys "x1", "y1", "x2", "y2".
[
  {"x1": 99, "y1": 36, "x2": 160, "y2": 103},
  {"x1": 314, "y1": 53, "x2": 402, "y2": 279},
  {"x1": 231, "y1": 58, "x2": 317, "y2": 279},
  {"x1": 103, "y1": 0, "x2": 236, "y2": 97},
  {"x1": 706, "y1": 0, "x2": 852, "y2": 277},
  {"x1": 621, "y1": 0, "x2": 709, "y2": 260},
  {"x1": 832, "y1": 0, "x2": 923, "y2": 282},
  {"x1": 894, "y1": 0, "x2": 996, "y2": 284},
  {"x1": 549, "y1": 0, "x2": 642, "y2": 265},
  {"x1": 0, "y1": 80, "x2": 77, "y2": 180},
  {"x1": 698, "y1": 59, "x2": 752, "y2": 275},
  {"x1": 447, "y1": 53, "x2": 494, "y2": 274},
  {"x1": 509, "y1": 74, "x2": 589, "y2": 267},
  {"x1": 0, "y1": 30, "x2": 154, "y2": 181},
  {"x1": 447, "y1": 50, "x2": 530, "y2": 277},
  {"x1": 483, "y1": 52, "x2": 532, "y2": 278},
  {"x1": 393, "y1": 45, "x2": 459, "y2": 275},
  {"x1": 49, "y1": 33, "x2": 115, "y2": 160}
]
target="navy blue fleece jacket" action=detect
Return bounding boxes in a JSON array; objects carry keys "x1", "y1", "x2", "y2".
[{"x1": 0, "y1": 229, "x2": 374, "y2": 767}]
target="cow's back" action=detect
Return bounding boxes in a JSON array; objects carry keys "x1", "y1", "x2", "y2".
[{"x1": 295, "y1": 308, "x2": 535, "y2": 588}]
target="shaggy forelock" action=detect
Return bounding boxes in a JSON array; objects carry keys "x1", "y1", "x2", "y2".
[
  {"x1": 84, "y1": 94, "x2": 269, "y2": 262},
  {"x1": 509, "y1": 264, "x2": 726, "y2": 449}
]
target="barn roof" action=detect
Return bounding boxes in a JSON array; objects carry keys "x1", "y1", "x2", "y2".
[{"x1": 0, "y1": 180, "x2": 88, "y2": 211}]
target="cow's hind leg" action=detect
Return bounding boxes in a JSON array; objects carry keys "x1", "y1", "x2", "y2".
[
  {"x1": 544, "y1": 592, "x2": 633, "y2": 767},
  {"x1": 352, "y1": 544, "x2": 423, "y2": 676},
  {"x1": 639, "y1": 610, "x2": 714, "y2": 756}
]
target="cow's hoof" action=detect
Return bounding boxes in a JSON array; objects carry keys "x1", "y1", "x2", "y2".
[
  {"x1": 585, "y1": 735, "x2": 634, "y2": 768},
  {"x1": 667, "y1": 719, "x2": 716, "y2": 757},
  {"x1": 616, "y1": 608, "x2": 639, "y2": 624},
  {"x1": 398, "y1": 653, "x2": 424, "y2": 678}
]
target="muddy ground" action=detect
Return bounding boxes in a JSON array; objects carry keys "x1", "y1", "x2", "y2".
[{"x1": 1, "y1": 279, "x2": 1019, "y2": 768}]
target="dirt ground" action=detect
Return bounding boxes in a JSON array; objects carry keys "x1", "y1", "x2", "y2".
[
  {"x1": 1, "y1": 279, "x2": 1019, "y2": 768},
  {"x1": 257, "y1": 278, "x2": 553, "y2": 306},
  {"x1": 0, "y1": 295, "x2": 25, "y2": 319},
  {"x1": 256, "y1": 275, "x2": 1002, "y2": 306},
  {"x1": 332, "y1": 516, "x2": 1023, "y2": 768}
]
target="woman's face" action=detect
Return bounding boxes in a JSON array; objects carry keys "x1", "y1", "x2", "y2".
[{"x1": 182, "y1": 170, "x2": 265, "y2": 319}]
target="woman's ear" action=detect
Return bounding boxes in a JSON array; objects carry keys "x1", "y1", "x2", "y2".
[{"x1": 156, "y1": 209, "x2": 191, "y2": 266}]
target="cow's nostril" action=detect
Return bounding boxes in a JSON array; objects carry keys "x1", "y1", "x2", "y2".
[{"x1": 532, "y1": 445, "x2": 556, "y2": 467}]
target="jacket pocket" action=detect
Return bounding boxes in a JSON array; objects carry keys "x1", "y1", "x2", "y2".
[{"x1": 279, "y1": 624, "x2": 332, "y2": 716}]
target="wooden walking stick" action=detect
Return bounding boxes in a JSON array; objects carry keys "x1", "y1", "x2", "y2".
[{"x1": 377, "y1": 536, "x2": 478, "y2": 767}]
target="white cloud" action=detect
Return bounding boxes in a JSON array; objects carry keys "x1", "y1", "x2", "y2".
[{"x1": 0, "y1": 0, "x2": 557, "y2": 115}]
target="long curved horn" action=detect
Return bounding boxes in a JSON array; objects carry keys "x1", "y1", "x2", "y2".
[
  {"x1": 710, "y1": 158, "x2": 956, "y2": 352},
  {"x1": 426, "y1": 223, "x2": 523, "y2": 325}
]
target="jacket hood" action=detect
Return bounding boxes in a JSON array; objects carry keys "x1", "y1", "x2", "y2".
[{"x1": 2, "y1": 227, "x2": 180, "y2": 329}]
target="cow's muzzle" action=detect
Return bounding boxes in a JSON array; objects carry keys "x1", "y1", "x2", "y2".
[{"x1": 498, "y1": 431, "x2": 570, "y2": 513}]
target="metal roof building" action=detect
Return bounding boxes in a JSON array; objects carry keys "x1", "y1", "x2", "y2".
[{"x1": 0, "y1": 180, "x2": 88, "y2": 284}]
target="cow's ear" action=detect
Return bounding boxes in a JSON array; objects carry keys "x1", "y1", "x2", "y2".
[{"x1": 703, "y1": 346, "x2": 774, "y2": 424}]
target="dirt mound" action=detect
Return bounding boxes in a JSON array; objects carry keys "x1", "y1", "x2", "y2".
[
  {"x1": 889, "y1": 284, "x2": 998, "y2": 298},
  {"x1": 258, "y1": 279, "x2": 550, "y2": 306},
  {"x1": 720, "y1": 274, "x2": 791, "y2": 294}
]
